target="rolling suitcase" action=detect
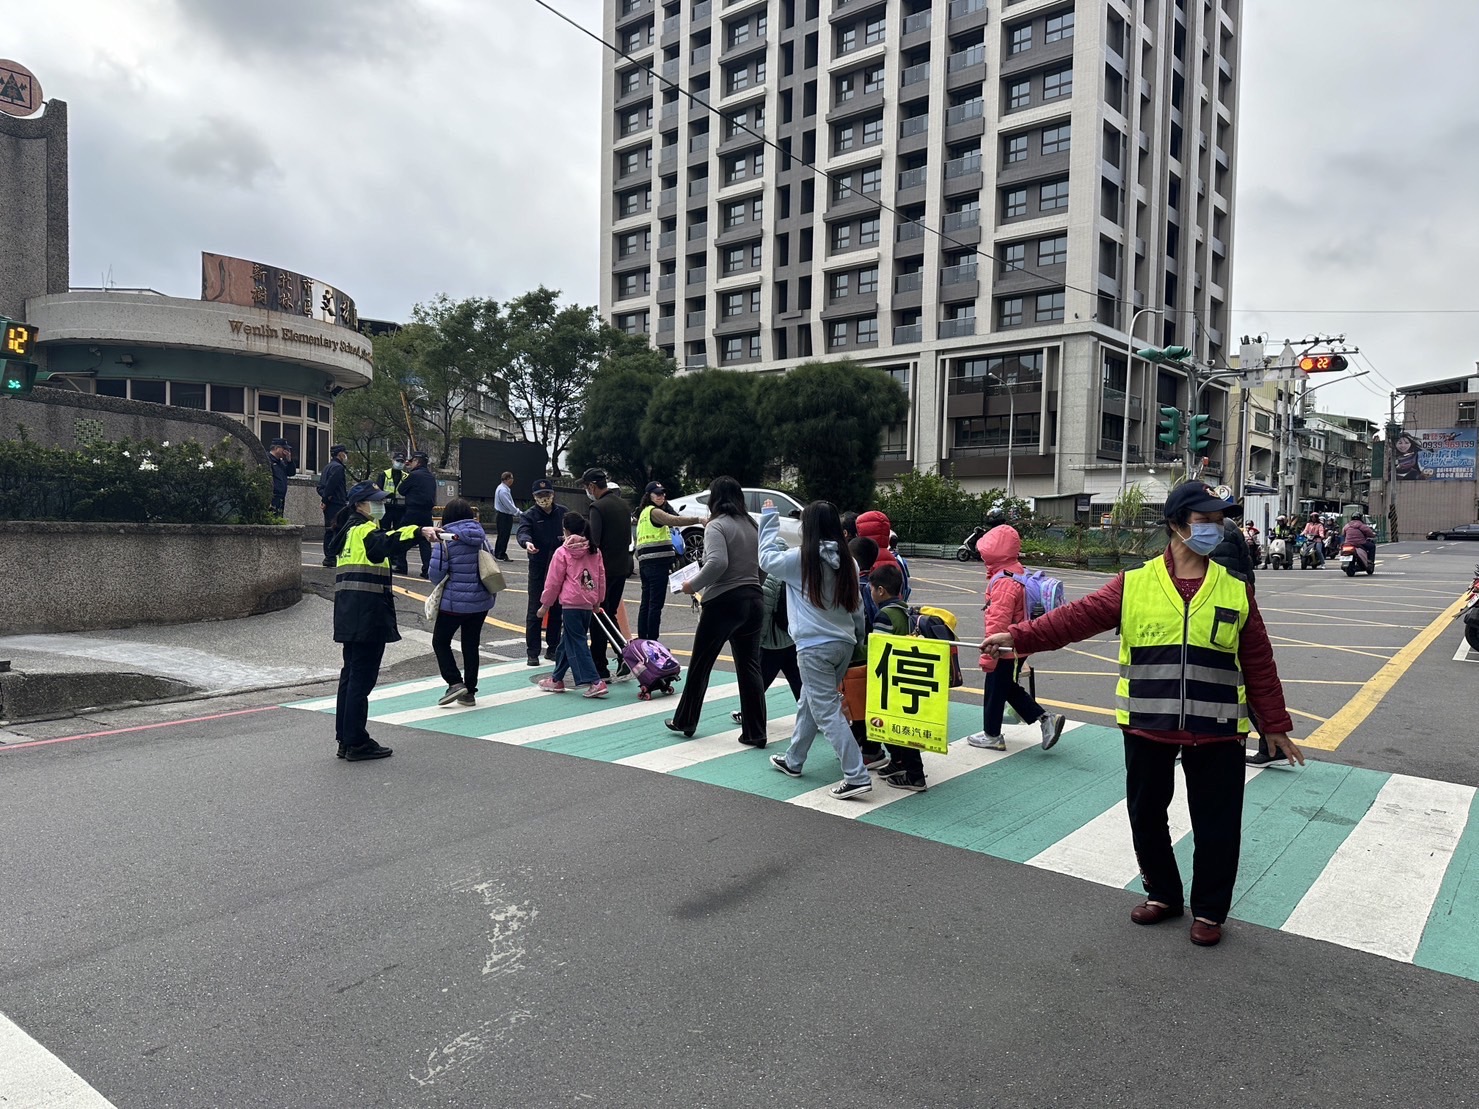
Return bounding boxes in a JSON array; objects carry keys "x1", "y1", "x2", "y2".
[{"x1": 591, "y1": 607, "x2": 682, "y2": 700}]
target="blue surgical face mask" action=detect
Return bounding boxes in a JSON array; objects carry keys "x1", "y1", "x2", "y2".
[{"x1": 1179, "y1": 521, "x2": 1221, "y2": 556}]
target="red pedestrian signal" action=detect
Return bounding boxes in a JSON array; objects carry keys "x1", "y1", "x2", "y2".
[{"x1": 1298, "y1": 354, "x2": 1348, "y2": 374}]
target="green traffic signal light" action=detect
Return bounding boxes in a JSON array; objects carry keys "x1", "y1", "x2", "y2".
[
  {"x1": 0, "y1": 360, "x2": 37, "y2": 396},
  {"x1": 1157, "y1": 406, "x2": 1181, "y2": 445},
  {"x1": 1162, "y1": 345, "x2": 1193, "y2": 361},
  {"x1": 1135, "y1": 345, "x2": 1195, "y2": 364},
  {"x1": 1188, "y1": 413, "x2": 1211, "y2": 451}
]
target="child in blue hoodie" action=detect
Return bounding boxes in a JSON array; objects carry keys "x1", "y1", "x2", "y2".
[{"x1": 760, "y1": 499, "x2": 873, "y2": 800}]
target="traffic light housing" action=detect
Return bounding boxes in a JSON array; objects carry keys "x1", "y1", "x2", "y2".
[
  {"x1": 1, "y1": 360, "x2": 37, "y2": 395},
  {"x1": 1157, "y1": 406, "x2": 1181, "y2": 446},
  {"x1": 1188, "y1": 413, "x2": 1211, "y2": 452},
  {"x1": 1161, "y1": 345, "x2": 1193, "y2": 361},
  {"x1": 1298, "y1": 353, "x2": 1348, "y2": 374},
  {"x1": 0, "y1": 318, "x2": 39, "y2": 396}
]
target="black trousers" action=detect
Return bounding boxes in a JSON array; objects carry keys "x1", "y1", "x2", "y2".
[
  {"x1": 1124, "y1": 733, "x2": 1246, "y2": 923},
  {"x1": 384, "y1": 506, "x2": 407, "y2": 572},
  {"x1": 525, "y1": 557, "x2": 562, "y2": 659},
  {"x1": 432, "y1": 610, "x2": 487, "y2": 693},
  {"x1": 760, "y1": 643, "x2": 802, "y2": 699},
  {"x1": 404, "y1": 513, "x2": 433, "y2": 576},
  {"x1": 322, "y1": 504, "x2": 345, "y2": 560},
  {"x1": 886, "y1": 745, "x2": 926, "y2": 783},
  {"x1": 982, "y1": 658, "x2": 1045, "y2": 735},
  {"x1": 335, "y1": 640, "x2": 386, "y2": 751},
  {"x1": 588, "y1": 572, "x2": 629, "y2": 677},
  {"x1": 671, "y1": 586, "x2": 767, "y2": 742},
  {"x1": 638, "y1": 558, "x2": 671, "y2": 641},
  {"x1": 494, "y1": 512, "x2": 514, "y2": 558}
]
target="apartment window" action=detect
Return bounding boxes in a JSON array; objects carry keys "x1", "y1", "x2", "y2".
[
  {"x1": 723, "y1": 199, "x2": 748, "y2": 228},
  {"x1": 619, "y1": 272, "x2": 643, "y2": 298},
  {"x1": 1459, "y1": 401, "x2": 1478, "y2": 427},
  {"x1": 998, "y1": 297, "x2": 1023, "y2": 326},
  {"x1": 619, "y1": 150, "x2": 642, "y2": 176},
  {"x1": 862, "y1": 117, "x2": 883, "y2": 145},
  {"x1": 832, "y1": 222, "x2": 852, "y2": 250},
  {"x1": 1038, "y1": 234, "x2": 1067, "y2": 266},
  {"x1": 621, "y1": 69, "x2": 641, "y2": 95},
  {"x1": 857, "y1": 266, "x2": 878, "y2": 294},
  {"x1": 723, "y1": 335, "x2": 745, "y2": 361},
  {"x1": 1008, "y1": 24, "x2": 1032, "y2": 55},
  {"x1": 1035, "y1": 290, "x2": 1066, "y2": 321},
  {"x1": 859, "y1": 217, "x2": 880, "y2": 245},
  {"x1": 1041, "y1": 122, "x2": 1071, "y2": 155},
  {"x1": 831, "y1": 272, "x2": 850, "y2": 299},
  {"x1": 171, "y1": 381, "x2": 208, "y2": 410},
  {"x1": 838, "y1": 25, "x2": 857, "y2": 53},
  {"x1": 750, "y1": 197, "x2": 763, "y2": 221},
  {"x1": 863, "y1": 64, "x2": 885, "y2": 94},
  {"x1": 620, "y1": 108, "x2": 644, "y2": 135},
  {"x1": 1005, "y1": 135, "x2": 1028, "y2": 164},
  {"x1": 726, "y1": 104, "x2": 764, "y2": 138},
  {"x1": 1000, "y1": 243, "x2": 1026, "y2": 273},
  {"x1": 727, "y1": 64, "x2": 750, "y2": 93},
  {"x1": 1044, "y1": 66, "x2": 1073, "y2": 100},
  {"x1": 1004, "y1": 189, "x2": 1028, "y2": 218},
  {"x1": 1044, "y1": 11, "x2": 1075, "y2": 42},
  {"x1": 621, "y1": 27, "x2": 643, "y2": 53},
  {"x1": 836, "y1": 123, "x2": 856, "y2": 153},
  {"x1": 857, "y1": 317, "x2": 878, "y2": 344},
  {"x1": 1039, "y1": 179, "x2": 1069, "y2": 210},
  {"x1": 1254, "y1": 413, "x2": 1272, "y2": 434},
  {"x1": 836, "y1": 74, "x2": 855, "y2": 102},
  {"x1": 729, "y1": 20, "x2": 751, "y2": 47},
  {"x1": 832, "y1": 173, "x2": 855, "y2": 202},
  {"x1": 860, "y1": 167, "x2": 882, "y2": 194},
  {"x1": 619, "y1": 188, "x2": 649, "y2": 216},
  {"x1": 723, "y1": 243, "x2": 752, "y2": 272},
  {"x1": 749, "y1": 332, "x2": 762, "y2": 359},
  {"x1": 829, "y1": 321, "x2": 849, "y2": 348},
  {"x1": 210, "y1": 385, "x2": 245, "y2": 414},
  {"x1": 1007, "y1": 79, "x2": 1031, "y2": 109},
  {"x1": 618, "y1": 231, "x2": 641, "y2": 257},
  {"x1": 864, "y1": 15, "x2": 885, "y2": 45}
]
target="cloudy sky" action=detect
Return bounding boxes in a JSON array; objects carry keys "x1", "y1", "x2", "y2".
[{"x1": 14, "y1": 0, "x2": 1479, "y2": 423}]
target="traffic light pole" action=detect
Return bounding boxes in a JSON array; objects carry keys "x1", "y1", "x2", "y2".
[{"x1": 1119, "y1": 306, "x2": 1164, "y2": 494}]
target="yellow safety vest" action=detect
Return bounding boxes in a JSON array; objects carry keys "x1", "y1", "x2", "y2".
[
  {"x1": 1115, "y1": 556, "x2": 1250, "y2": 735},
  {"x1": 335, "y1": 517, "x2": 417, "y2": 594},
  {"x1": 635, "y1": 505, "x2": 676, "y2": 562},
  {"x1": 382, "y1": 468, "x2": 402, "y2": 495}
]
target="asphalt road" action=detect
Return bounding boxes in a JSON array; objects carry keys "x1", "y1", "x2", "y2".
[{"x1": 2, "y1": 541, "x2": 1478, "y2": 1106}]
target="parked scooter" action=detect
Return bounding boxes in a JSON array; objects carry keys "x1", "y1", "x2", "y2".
[
  {"x1": 1458, "y1": 565, "x2": 1479, "y2": 652},
  {"x1": 1339, "y1": 542, "x2": 1375, "y2": 577},
  {"x1": 1266, "y1": 535, "x2": 1289, "y2": 570},
  {"x1": 956, "y1": 525, "x2": 988, "y2": 561}
]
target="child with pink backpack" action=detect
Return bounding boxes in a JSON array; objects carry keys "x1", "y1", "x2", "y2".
[{"x1": 536, "y1": 513, "x2": 609, "y2": 699}]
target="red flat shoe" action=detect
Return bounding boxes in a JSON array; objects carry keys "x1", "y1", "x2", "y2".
[
  {"x1": 1190, "y1": 919, "x2": 1222, "y2": 946},
  {"x1": 1130, "y1": 900, "x2": 1185, "y2": 925}
]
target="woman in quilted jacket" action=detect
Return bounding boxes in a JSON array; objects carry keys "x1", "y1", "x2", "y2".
[
  {"x1": 973, "y1": 524, "x2": 1065, "y2": 752},
  {"x1": 428, "y1": 497, "x2": 495, "y2": 708}
]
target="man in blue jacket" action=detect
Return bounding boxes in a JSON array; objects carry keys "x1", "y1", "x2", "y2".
[
  {"x1": 268, "y1": 438, "x2": 295, "y2": 516},
  {"x1": 516, "y1": 477, "x2": 568, "y2": 665},
  {"x1": 398, "y1": 450, "x2": 438, "y2": 578},
  {"x1": 316, "y1": 444, "x2": 349, "y2": 567}
]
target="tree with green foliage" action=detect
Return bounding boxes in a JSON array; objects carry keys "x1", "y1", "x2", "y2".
[
  {"x1": 759, "y1": 360, "x2": 908, "y2": 509},
  {"x1": 640, "y1": 369, "x2": 770, "y2": 488},
  {"x1": 334, "y1": 327, "x2": 431, "y2": 478},
  {"x1": 566, "y1": 336, "x2": 679, "y2": 491},
  {"x1": 411, "y1": 295, "x2": 501, "y2": 469},
  {"x1": 874, "y1": 470, "x2": 1035, "y2": 543}
]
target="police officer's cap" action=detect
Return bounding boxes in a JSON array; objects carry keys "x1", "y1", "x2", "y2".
[
  {"x1": 269, "y1": 438, "x2": 290, "y2": 448},
  {"x1": 391, "y1": 450, "x2": 406, "y2": 461},
  {"x1": 1163, "y1": 481, "x2": 1243, "y2": 520},
  {"x1": 346, "y1": 480, "x2": 388, "y2": 506},
  {"x1": 329, "y1": 443, "x2": 348, "y2": 456},
  {"x1": 532, "y1": 478, "x2": 555, "y2": 496},
  {"x1": 579, "y1": 467, "x2": 608, "y2": 486},
  {"x1": 410, "y1": 450, "x2": 430, "y2": 462}
]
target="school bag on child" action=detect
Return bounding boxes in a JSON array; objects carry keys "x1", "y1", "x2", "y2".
[
  {"x1": 987, "y1": 568, "x2": 1065, "y2": 619},
  {"x1": 592, "y1": 608, "x2": 682, "y2": 700},
  {"x1": 907, "y1": 604, "x2": 964, "y2": 688}
]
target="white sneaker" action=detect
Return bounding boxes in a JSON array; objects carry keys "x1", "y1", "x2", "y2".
[{"x1": 966, "y1": 732, "x2": 1006, "y2": 751}]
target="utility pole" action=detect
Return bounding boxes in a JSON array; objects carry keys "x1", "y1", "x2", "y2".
[{"x1": 1387, "y1": 390, "x2": 1399, "y2": 542}]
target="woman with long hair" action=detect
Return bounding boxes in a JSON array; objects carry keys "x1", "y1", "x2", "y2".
[
  {"x1": 427, "y1": 497, "x2": 495, "y2": 707},
  {"x1": 633, "y1": 481, "x2": 704, "y2": 641},
  {"x1": 664, "y1": 475, "x2": 767, "y2": 745},
  {"x1": 760, "y1": 498, "x2": 873, "y2": 800}
]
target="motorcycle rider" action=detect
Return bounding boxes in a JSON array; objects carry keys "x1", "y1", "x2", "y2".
[
  {"x1": 1300, "y1": 512, "x2": 1327, "y2": 568},
  {"x1": 1341, "y1": 512, "x2": 1377, "y2": 570}
]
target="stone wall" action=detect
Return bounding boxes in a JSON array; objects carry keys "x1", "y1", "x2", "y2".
[
  {"x1": 0, "y1": 387, "x2": 269, "y2": 465},
  {"x1": 0, "y1": 99, "x2": 68, "y2": 324},
  {"x1": 0, "y1": 521, "x2": 301, "y2": 633}
]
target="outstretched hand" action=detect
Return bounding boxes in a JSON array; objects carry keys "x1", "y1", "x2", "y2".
[{"x1": 979, "y1": 632, "x2": 1016, "y2": 659}]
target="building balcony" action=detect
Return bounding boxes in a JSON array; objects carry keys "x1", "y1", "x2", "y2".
[
  {"x1": 1099, "y1": 438, "x2": 1144, "y2": 459},
  {"x1": 939, "y1": 317, "x2": 978, "y2": 339},
  {"x1": 892, "y1": 324, "x2": 923, "y2": 345},
  {"x1": 895, "y1": 271, "x2": 924, "y2": 293}
]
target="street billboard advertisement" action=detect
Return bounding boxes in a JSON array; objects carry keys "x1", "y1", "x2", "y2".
[
  {"x1": 1392, "y1": 427, "x2": 1477, "y2": 482},
  {"x1": 201, "y1": 252, "x2": 359, "y2": 331}
]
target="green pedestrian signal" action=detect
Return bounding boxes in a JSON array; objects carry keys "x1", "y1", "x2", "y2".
[
  {"x1": 1188, "y1": 413, "x2": 1211, "y2": 452},
  {"x1": 1, "y1": 359, "x2": 37, "y2": 396},
  {"x1": 1157, "y1": 406, "x2": 1181, "y2": 446}
]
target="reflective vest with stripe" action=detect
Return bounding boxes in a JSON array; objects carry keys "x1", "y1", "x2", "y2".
[
  {"x1": 382, "y1": 468, "x2": 402, "y2": 496},
  {"x1": 1115, "y1": 556, "x2": 1249, "y2": 735},
  {"x1": 635, "y1": 505, "x2": 675, "y2": 562},
  {"x1": 336, "y1": 518, "x2": 417, "y2": 596}
]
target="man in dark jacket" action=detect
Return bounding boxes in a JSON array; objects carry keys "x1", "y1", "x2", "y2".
[
  {"x1": 374, "y1": 451, "x2": 409, "y2": 572},
  {"x1": 517, "y1": 477, "x2": 569, "y2": 665},
  {"x1": 268, "y1": 438, "x2": 295, "y2": 516},
  {"x1": 399, "y1": 451, "x2": 438, "y2": 578},
  {"x1": 316, "y1": 444, "x2": 350, "y2": 567},
  {"x1": 580, "y1": 467, "x2": 634, "y2": 681}
]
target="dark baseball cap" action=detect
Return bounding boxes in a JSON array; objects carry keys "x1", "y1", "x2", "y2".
[
  {"x1": 579, "y1": 467, "x2": 608, "y2": 486},
  {"x1": 329, "y1": 443, "x2": 348, "y2": 455},
  {"x1": 346, "y1": 480, "x2": 388, "y2": 506},
  {"x1": 532, "y1": 478, "x2": 554, "y2": 495},
  {"x1": 410, "y1": 450, "x2": 429, "y2": 462},
  {"x1": 1163, "y1": 481, "x2": 1243, "y2": 520},
  {"x1": 269, "y1": 438, "x2": 290, "y2": 448},
  {"x1": 391, "y1": 450, "x2": 406, "y2": 461},
  {"x1": 645, "y1": 481, "x2": 666, "y2": 495}
]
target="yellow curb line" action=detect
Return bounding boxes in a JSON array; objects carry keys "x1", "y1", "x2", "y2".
[{"x1": 1301, "y1": 592, "x2": 1471, "y2": 751}]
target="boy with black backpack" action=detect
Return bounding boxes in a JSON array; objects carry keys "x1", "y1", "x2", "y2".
[
  {"x1": 869, "y1": 565, "x2": 932, "y2": 792},
  {"x1": 970, "y1": 525, "x2": 1066, "y2": 752}
]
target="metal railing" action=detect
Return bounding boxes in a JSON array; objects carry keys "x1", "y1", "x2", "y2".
[
  {"x1": 893, "y1": 324, "x2": 923, "y2": 344},
  {"x1": 942, "y1": 208, "x2": 980, "y2": 231},
  {"x1": 948, "y1": 43, "x2": 986, "y2": 71},
  {"x1": 897, "y1": 221, "x2": 926, "y2": 241},
  {"x1": 944, "y1": 151, "x2": 982, "y2": 177},
  {"x1": 939, "y1": 316, "x2": 978, "y2": 338},
  {"x1": 941, "y1": 262, "x2": 978, "y2": 285},
  {"x1": 948, "y1": 0, "x2": 986, "y2": 18},
  {"x1": 902, "y1": 61, "x2": 931, "y2": 86},
  {"x1": 900, "y1": 115, "x2": 930, "y2": 137},
  {"x1": 895, "y1": 271, "x2": 924, "y2": 292},
  {"x1": 903, "y1": 10, "x2": 932, "y2": 34},
  {"x1": 898, "y1": 166, "x2": 928, "y2": 189},
  {"x1": 945, "y1": 99, "x2": 984, "y2": 124}
]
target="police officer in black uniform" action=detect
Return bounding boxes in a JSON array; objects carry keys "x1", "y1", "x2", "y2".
[
  {"x1": 316, "y1": 443, "x2": 350, "y2": 567},
  {"x1": 374, "y1": 451, "x2": 409, "y2": 573},
  {"x1": 399, "y1": 450, "x2": 438, "y2": 578},
  {"x1": 267, "y1": 437, "x2": 296, "y2": 516}
]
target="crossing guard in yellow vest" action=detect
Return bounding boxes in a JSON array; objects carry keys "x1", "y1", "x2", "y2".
[
  {"x1": 327, "y1": 480, "x2": 427, "y2": 761},
  {"x1": 981, "y1": 481, "x2": 1303, "y2": 949}
]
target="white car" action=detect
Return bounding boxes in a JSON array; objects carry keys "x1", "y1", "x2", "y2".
[{"x1": 667, "y1": 486, "x2": 804, "y2": 560}]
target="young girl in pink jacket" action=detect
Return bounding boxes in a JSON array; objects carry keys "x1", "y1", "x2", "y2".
[{"x1": 537, "y1": 513, "x2": 609, "y2": 698}]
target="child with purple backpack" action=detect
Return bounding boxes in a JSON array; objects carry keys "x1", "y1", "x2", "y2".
[{"x1": 536, "y1": 513, "x2": 609, "y2": 699}]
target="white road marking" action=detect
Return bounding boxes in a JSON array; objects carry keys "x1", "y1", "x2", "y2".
[
  {"x1": 1027, "y1": 763, "x2": 1263, "y2": 888},
  {"x1": 476, "y1": 681, "x2": 740, "y2": 746},
  {"x1": 372, "y1": 684, "x2": 547, "y2": 727},
  {"x1": 1453, "y1": 636, "x2": 1478, "y2": 663},
  {"x1": 1283, "y1": 775, "x2": 1477, "y2": 961},
  {"x1": 786, "y1": 721, "x2": 1087, "y2": 818},
  {"x1": 291, "y1": 660, "x2": 530, "y2": 711},
  {"x1": 0, "y1": 1010, "x2": 118, "y2": 1107},
  {"x1": 616, "y1": 716, "x2": 799, "y2": 772}
]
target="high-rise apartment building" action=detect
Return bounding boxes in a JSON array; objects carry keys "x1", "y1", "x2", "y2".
[{"x1": 600, "y1": 0, "x2": 1242, "y2": 511}]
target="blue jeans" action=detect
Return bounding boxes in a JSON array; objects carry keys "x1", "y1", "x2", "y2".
[
  {"x1": 553, "y1": 608, "x2": 598, "y2": 686},
  {"x1": 783, "y1": 638, "x2": 869, "y2": 785}
]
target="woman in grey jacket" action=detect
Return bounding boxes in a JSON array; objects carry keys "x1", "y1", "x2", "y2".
[{"x1": 664, "y1": 475, "x2": 768, "y2": 746}]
